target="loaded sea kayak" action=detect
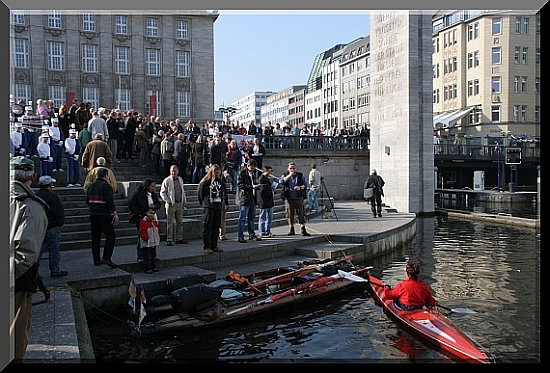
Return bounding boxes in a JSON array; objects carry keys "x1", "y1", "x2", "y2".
[
  {"x1": 367, "y1": 273, "x2": 492, "y2": 364},
  {"x1": 130, "y1": 256, "x2": 369, "y2": 336}
]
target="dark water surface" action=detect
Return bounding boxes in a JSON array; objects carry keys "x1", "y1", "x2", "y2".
[{"x1": 87, "y1": 215, "x2": 540, "y2": 363}]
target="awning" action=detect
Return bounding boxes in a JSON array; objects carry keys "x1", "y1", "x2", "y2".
[{"x1": 433, "y1": 106, "x2": 476, "y2": 129}]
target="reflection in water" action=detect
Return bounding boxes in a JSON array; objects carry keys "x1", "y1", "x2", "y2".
[
  {"x1": 436, "y1": 197, "x2": 538, "y2": 219},
  {"x1": 88, "y1": 216, "x2": 540, "y2": 363}
]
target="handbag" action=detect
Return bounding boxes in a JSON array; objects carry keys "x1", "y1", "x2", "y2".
[{"x1": 364, "y1": 187, "x2": 374, "y2": 200}]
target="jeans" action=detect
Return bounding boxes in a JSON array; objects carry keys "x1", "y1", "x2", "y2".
[
  {"x1": 238, "y1": 202, "x2": 257, "y2": 239},
  {"x1": 259, "y1": 207, "x2": 273, "y2": 236},
  {"x1": 228, "y1": 167, "x2": 238, "y2": 191},
  {"x1": 307, "y1": 187, "x2": 320, "y2": 211},
  {"x1": 192, "y1": 165, "x2": 205, "y2": 184},
  {"x1": 203, "y1": 207, "x2": 221, "y2": 250},
  {"x1": 151, "y1": 152, "x2": 160, "y2": 175},
  {"x1": 39, "y1": 226, "x2": 62, "y2": 275},
  {"x1": 52, "y1": 144, "x2": 63, "y2": 170},
  {"x1": 40, "y1": 160, "x2": 53, "y2": 177}
]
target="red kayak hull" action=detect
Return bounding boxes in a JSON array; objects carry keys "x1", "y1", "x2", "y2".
[{"x1": 367, "y1": 273, "x2": 491, "y2": 364}]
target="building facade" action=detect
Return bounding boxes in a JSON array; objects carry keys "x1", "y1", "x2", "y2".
[
  {"x1": 260, "y1": 86, "x2": 306, "y2": 126},
  {"x1": 432, "y1": 10, "x2": 540, "y2": 141},
  {"x1": 228, "y1": 91, "x2": 274, "y2": 128},
  {"x1": 10, "y1": 10, "x2": 218, "y2": 121}
]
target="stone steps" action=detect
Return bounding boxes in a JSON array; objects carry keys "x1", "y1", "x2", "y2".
[{"x1": 36, "y1": 158, "x2": 324, "y2": 252}]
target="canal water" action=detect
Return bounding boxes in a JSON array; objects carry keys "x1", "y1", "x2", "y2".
[{"x1": 87, "y1": 215, "x2": 540, "y2": 363}]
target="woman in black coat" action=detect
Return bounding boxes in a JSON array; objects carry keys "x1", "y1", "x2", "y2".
[{"x1": 128, "y1": 178, "x2": 161, "y2": 262}]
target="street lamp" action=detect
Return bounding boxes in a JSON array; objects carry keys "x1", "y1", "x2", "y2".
[{"x1": 219, "y1": 105, "x2": 237, "y2": 124}]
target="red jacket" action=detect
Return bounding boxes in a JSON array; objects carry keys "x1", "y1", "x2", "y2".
[{"x1": 384, "y1": 278, "x2": 436, "y2": 308}]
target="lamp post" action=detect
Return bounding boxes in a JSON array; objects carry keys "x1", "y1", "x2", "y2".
[{"x1": 219, "y1": 105, "x2": 237, "y2": 125}]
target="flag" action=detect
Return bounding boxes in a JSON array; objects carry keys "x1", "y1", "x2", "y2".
[
  {"x1": 128, "y1": 275, "x2": 137, "y2": 313},
  {"x1": 138, "y1": 285, "x2": 147, "y2": 326}
]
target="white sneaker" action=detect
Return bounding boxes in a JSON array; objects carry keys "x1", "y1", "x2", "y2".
[
  {"x1": 58, "y1": 168, "x2": 63, "y2": 172},
  {"x1": 52, "y1": 169, "x2": 57, "y2": 172},
  {"x1": 67, "y1": 184, "x2": 74, "y2": 187},
  {"x1": 74, "y1": 183, "x2": 82, "y2": 187}
]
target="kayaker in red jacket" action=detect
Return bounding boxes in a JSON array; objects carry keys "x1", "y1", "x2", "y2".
[{"x1": 384, "y1": 263, "x2": 437, "y2": 310}]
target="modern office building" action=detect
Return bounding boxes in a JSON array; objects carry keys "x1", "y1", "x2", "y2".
[
  {"x1": 228, "y1": 91, "x2": 274, "y2": 127},
  {"x1": 432, "y1": 10, "x2": 540, "y2": 141},
  {"x1": 338, "y1": 36, "x2": 371, "y2": 130},
  {"x1": 9, "y1": 10, "x2": 218, "y2": 121},
  {"x1": 260, "y1": 85, "x2": 306, "y2": 126}
]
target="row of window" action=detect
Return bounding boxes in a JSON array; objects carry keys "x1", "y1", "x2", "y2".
[
  {"x1": 492, "y1": 17, "x2": 531, "y2": 35},
  {"x1": 491, "y1": 105, "x2": 540, "y2": 123},
  {"x1": 342, "y1": 93, "x2": 372, "y2": 111},
  {"x1": 11, "y1": 11, "x2": 189, "y2": 39},
  {"x1": 13, "y1": 83, "x2": 191, "y2": 118},
  {"x1": 11, "y1": 39, "x2": 190, "y2": 77}
]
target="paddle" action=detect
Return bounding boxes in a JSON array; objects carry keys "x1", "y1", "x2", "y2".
[{"x1": 367, "y1": 275, "x2": 476, "y2": 314}]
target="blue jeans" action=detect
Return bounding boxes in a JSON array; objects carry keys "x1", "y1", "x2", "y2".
[
  {"x1": 259, "y1": 207, "x2": 273, "y2": 236},
  {"x1": 228, "y1": 167, "x2": 238, "y2": 191},
  {"x1": 307, "y1": 187, "x2": 320, "y2": 211},
  {"x1": 40, "y1": 160, "x2": 53, "y2": 177},
  {"x1": 238, "y1": 202, "x2": 257, "y2": 239},
  {"x1": 151, "y1": 152, "x2": 160, "y2": 175},
  {"x1": 39, "y1": 226, "x2": 62, "y2": 275},
  {"x1": 66, "y1": 156, "x2": 80, "y2": 184},
  {"x1": 192, "y1": 165, "x2": 205, "y2": 184},
  {"x1": 52, "y1": 144, "x2": 63, "y2": 170}
]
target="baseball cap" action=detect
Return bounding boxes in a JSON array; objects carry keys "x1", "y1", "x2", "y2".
[
  {"x1": 10, "y1": 156, "x2": 34, "y2": 171},
  {"x1": 39, "y1": 175, "x2": 56, "y2": 185}
]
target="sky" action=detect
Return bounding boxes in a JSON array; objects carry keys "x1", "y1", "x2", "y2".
[{"x1": 213, "y1": 10, "x2": 371, "y2": 110}]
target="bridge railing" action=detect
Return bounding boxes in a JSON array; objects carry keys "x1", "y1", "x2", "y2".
[{"x1": 259, "y1": 135, "x2": 370, "y2": 153}]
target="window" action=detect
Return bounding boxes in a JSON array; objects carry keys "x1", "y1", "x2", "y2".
[
  {"x1": 523, "y1": 17, "x2": 529, "y2": 34},
  {"x1": 11, "y1": 39, "x2": 29, "y2": 68},
  {"x1": 11, "y1": 10, "x2": 25, "y2": 25},
  {"x1": 146, "y1": 90, "x2": 162, "y2": 117},
  {"x1": 468, "y1": 81, "x2": 473, "y2": 96},
  {"x1": 492, "y1": 18, "x2": 501, "y2": 35},
  {"x1": 444, "y1": 86, "x2": 448, "y2": 100},
  {"x1": 48, "y1": 10, "x2": 62, "y2": 29},
  {"x1": 522, "y1": 47, "x2": 528, "y2": 64},
  {"x1": 115, "y1": 89, "x2": 131, "y2": 111},
  {"x1": 521, "y1": 76, "x2": 528, "y2": 93},
  {"x1": 13, "y1": 84, "x2": 31, "y2": 104},
  {"x1": 535, "y1": 77, "x2": 540, "y2": 93},
  {"x1": 48, "y1": 86, "x2": 66, "y2": 108},
  {"x1": 521, "y1": 105, "x2": 527, "y2": 122},
  {"x1": 115, "y1": 47, "x2": 130, "y2": 74},
  {"x1": 453, "y1": 56, "x2": 457, "y2": 71},
  {"x1": 453, "y1": 84, "x2": 457, "y2": 99},
  {"x1": 115, "y1": 15, "x2": 127, "y2": 34},
  {"x1": 176, "y1": 20, "x2": 188, "y2": 39},
  {"x1": 474, "y1": 22, "x2": 479, "y2": 39},
  {"x1": 357, "y1": 60, "x2": 362, "y2": 71},
  {"x1": 535, "y1": 106, "x2": 540, "y2": 122},
  {"x1": 491, "y1": 105, "x2": 500, "y2": 122},
  {"x1": 492, "y1": 47, "x2": 501, "y2": 64},
  {"x1": 349, "y1": 63, "x2": 355, "y2": 73},
  {"x1": 433, "y1": 90, "x2": 437, "y2": 103},
  {"x1": 175, "y1": 51, "x2": 190, "y2": 77},
  {"x1": 514, "y1": 76, "x2": 520, "y2": 93},
  {"x1": 82, "y1": 87, "x2": 99, "y2": 110},
  {"x1": 83, "y1": 13, "x2": 95, "y2": 32},
  {"x1": 468, "y1": 53, "x2": 473, "y2": 68},
  {"x1": 47, "y1": 41, "x2": 65, "y2": 71},
  {"x1": 515, "y1": 46, "x2": 521, "y2": 63},
  {"x1": 342, "y1": 98, "x2": 349, "y2": 111},
  {"x1": 515, "y1": 17, "x2": 521, "y2": 33},
  {"x1": 492, "y1": 77, "x2": 501, "y2": 93},
  {"x1": 513, "y1": 105, "x2": 520, "y2": 121},
  {"x1": 146, "y1": 49, "x2": 160, "y2": 76},
  {"x1": 176, "y1": 91, "x2": 190, "y2": 117},
  {"x1": 82, "y1": 44, "x2": 98, "y2": 72},
  {"x1": 342, "y1": 66, "x2": 347, "y2": 77},
  {"x1": 146, "y1": 18, "x2": 158, "y2": 37},
  {"x1": 474, "y1": 79, "x2": 480, "y2": 95},
  {"x1": 474, "y1": 51, "x2": 480, "y2": 66},
  {"x1": 536, "y1": 48, "x2": 540, "y2": 64}
]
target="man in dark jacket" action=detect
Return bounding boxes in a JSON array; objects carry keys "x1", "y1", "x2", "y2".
[
  {"x1": 10, "y1": 156, "x2": 48, "y2": 360},
  {"x1": 86, "y1": 167, "x2": 119, "y2": 267},
  {"x1": 236, "y1": 159, "x2": 262, "y2": 243},
  {"x1": 279, "y1": 162, "x2": 311, "y2": 236},
  {"x1": 364, "y1": 169, "x2": 385, "y2": 218},
  {"x1": 35, "y1": 175, "x2": 67, "y2": 278}
]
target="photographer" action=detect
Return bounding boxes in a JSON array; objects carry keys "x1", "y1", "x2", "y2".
[
  {"x1": 307, "y1": 163, "x2": 321, "y2": 213},
  {"x1": 279, "y1": 162, "x2": 311, "y2": 236}
]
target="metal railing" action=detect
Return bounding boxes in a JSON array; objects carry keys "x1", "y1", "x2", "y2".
[{"x1": 258, "y1": 135, "x2": 370, "y2": 153}]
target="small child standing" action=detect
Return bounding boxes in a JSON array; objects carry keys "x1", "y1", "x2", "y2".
[{"x1": 139, "y1": 207, "x2": 161, "y2": 273}]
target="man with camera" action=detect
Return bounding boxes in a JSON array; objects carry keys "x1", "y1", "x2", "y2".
[
  {"x1": 307, "y1": 163, "x2": 321, "y2": 213},
  {"x1": 279, "y1": 162, "x2": 311, "y2": 236}
]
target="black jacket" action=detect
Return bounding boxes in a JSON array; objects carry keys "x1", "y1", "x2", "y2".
[
  {"x1": 257, "y1": 173, "x2": 274, "y2": 209},
  {"x1": 364, "y1": 174, "x2": 385, "y2": 197},
  {"x1": 197, "y1": 177, "x2": 228, "y2": 209},
  {"x1": 128, "y1": 189, "x2": 161, "y2": 225},
  {"x1": 236, "y1": 167, "x2": 262, "y2": 206},
  {"x1": 86, "y1": 178, "x2": 116, "y2": 216},
  {"x1": 280, "y1": 171, "x2": 307, "y2": 200},
  {"x1": 36, "y1": 187, "x2": 65, "y2": 229}
]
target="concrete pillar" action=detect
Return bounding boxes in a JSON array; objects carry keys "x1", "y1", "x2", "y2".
[{"x1": 370, "y1": 11, "x2": 434, "y2": 213}]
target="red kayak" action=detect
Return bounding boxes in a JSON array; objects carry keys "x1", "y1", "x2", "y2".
[{"x1": 367, "y1": 273, "x2": 491, "y2": 364}]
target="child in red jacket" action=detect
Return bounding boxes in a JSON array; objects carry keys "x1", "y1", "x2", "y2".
[{"x1": 139, "y1": 207, "x2": 161, "y2": 273}]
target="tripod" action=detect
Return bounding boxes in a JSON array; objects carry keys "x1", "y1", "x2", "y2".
[{"x1": 320, "y1": 178, "x2": 338, "y2": 221}]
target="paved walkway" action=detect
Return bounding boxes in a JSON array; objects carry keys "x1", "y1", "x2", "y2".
[{"x1": 22, "y1": 201, "x2": 416, "y2": 363}]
